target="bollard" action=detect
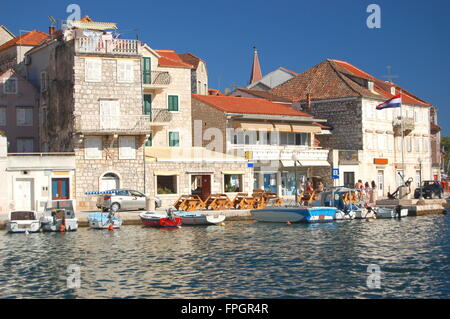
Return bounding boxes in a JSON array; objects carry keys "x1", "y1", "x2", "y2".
[{"x1": 146, "y1": 194, "x2": 155, "y2": 211}]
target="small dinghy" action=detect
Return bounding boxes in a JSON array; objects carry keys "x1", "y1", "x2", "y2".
[
  {"x1": 139, "y1": 209, "x2": 182, "y2": 228},
  {"x1": 40, "y1": 200, "x2": 78, "y2": 232},
  {"x1": 334, "y1": 210, "x2": 356, "y2": 220},
  {"x1": 6, "y1": 211, "x2": 40, "y2": 233},
  {"x1": 353, "y1": 207, "x2": 375, "y2": 219},
  {"x1": 175, "y1": 211, "x2": 226, "y2": 225},
  {"x1": 373, "y1": 207, "x2": 408, "y2": 219}
]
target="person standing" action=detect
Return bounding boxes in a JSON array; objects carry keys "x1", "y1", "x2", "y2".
[{"x1": 371, "y1": 180, "x2": 377, "y2": 203}]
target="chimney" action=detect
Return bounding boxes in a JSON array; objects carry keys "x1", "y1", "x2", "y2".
[
  {"x1": 49, "y1": 26, "x2": 55, "y2": 36},
  {"x1": 306, "y1": 93, "x2": 312, "y2": 113}
]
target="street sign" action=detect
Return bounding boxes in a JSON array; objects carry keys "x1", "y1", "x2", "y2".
[
  {"x1": 247, "y1": 162, "x2": 254, "y2": 168},
  {"x1": 332, "y1": 168, "x2": 340, "y2": 179}
]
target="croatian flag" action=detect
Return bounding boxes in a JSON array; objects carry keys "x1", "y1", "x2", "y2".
[{"x1": 376, "y1": 94, "x2": 402, "y2": 110}]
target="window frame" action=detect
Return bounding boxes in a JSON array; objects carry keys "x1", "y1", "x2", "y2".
[
  {"x1": 224, "y1": 174, "x2": 243, "y2": 193},
  {"x1": 168, "y1": 130, "x2": 180, "y2": 147},
  {"x1": 85, "y1": 58, "x2": 102, "y2": 82},
  {"x1": 118, "y1": 136, "x2": 136, "y2": 160},
  {"x1": 3, "y1": 77, "x2": 17, "y2": 94},
  {"x1": 156, "y1": 175, "x2": 178, "y2": 195},
  {"x1": 84, "y1": 136, "x2": 103, "y2": 160},
  {"x1": 16, "y1": 107, "x2": 33, "y2": 127},
  {"x1": 167, "y1": 94, "x2": 180, "y2": 112},
  {"x1": 117, "y1": 59, "x2": 135, "y2": 83}
]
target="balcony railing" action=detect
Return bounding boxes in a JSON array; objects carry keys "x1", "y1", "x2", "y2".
[
  {"x1": 393, "y1": 116, "x2": 415, "y2": 136},
  {"x1": 229, "y1": 144, "x2": 329, "y2": 162},
  {"x1": 74, "y1": 115, "x2": 151, "y2": 134},
  {"x1": 143, "y1": 71, "x2": 171, "y2": 88},
  {"x1": 149, "y1": 108, "x2": 172, "y2": 124},
  {"x1": 74, "y1": 37, "x2": 140, "y2": 56}
]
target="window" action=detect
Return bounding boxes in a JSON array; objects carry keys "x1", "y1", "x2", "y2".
[
  {"x1": 279, "y1": 132, "x2": 309, "y2": 146},
  {"x1": 142, "y1": 57, "x2": 151, "y2": 84},
  {"x1": 85, "y1": 136, "x2": 102, "y2": 159},
  {"x1": 407, "y1": 136, "x2": 412, "y2": 152},
  {"x1": 145, "y1": 133, "x2": 152, "y2": 147},
  {"x1": 117, "y1": 60, "x2": 134, "y2": 83},
  {"x1": 224, "y1": 174, "x2": 243, "y2": 193},
  {"x1": 377, "y1": 134, "x2": 385, "y2": 150},
  {"x1": 168, "y1": 95, "x2": 179, "y2": 111},
  {"x1": 16, "y1": 107, "x2": 33, "y2": 126},
  {"x1": 119, "y1": 136, "x2": 136, "y2": 159},
  {"x1": 85, "y1": 58, "x2": 102, "y2": 82},
  {"x1": 40, "y1": 71, "x2": 48, "y2": 92},
  {"x1": 415, "y1": 137, "x2": 420, "y2": 152},
  {"x1": 387, "y1": 135, "x2": 393, "y2": 151},
  {"x1": 3, "y1": 77, "x2": 17, "y2": 94},
  {"x1": 143, "y1": 94, "x2": 152, "y2": 115},
  {"x1": 366, "y1": 104, "x2": 373, "y2": 119},
  {"x1": 204, "y1": 84, "x2": 207, "y2": 95},
  {"x1": 157, "y1": 175, "x2": 177, "y2": 194},
  {"x1": 423, "y1": 138, "x2": 429, "y2": 153},
  {"x1": 0, "y1": 107, "x2": 5, "y2": 126},
  {"x1": 17, "y1": 138, "x2": 34, "y2": 152},
  {"x1": 169, "y1": 131, "x2": 180, "y2": 147},
  {"x1": 99, "y1": 99, "x2": 120, "y2": 129}
]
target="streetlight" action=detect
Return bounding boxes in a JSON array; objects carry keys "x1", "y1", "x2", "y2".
[
  {"x1": 418, "y1": 158, "x2": 424, "y2": 200},
  {"x1": 292, "y1": 154, "x2": 300, "y2": 203}
]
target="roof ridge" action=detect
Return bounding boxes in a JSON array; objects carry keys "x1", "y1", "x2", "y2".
[{"x1": 327, "y1": 59, "x2": 364, "y2": 97}]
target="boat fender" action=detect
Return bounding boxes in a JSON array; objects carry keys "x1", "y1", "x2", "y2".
[
  {"x1": 219, "y1": 222, "x2": 225, "y2": 226},
  {"x1": 108, "y1": 224, "x2": 114, "y2": 231},
  {"x1": 287, "y1": 221, "x2": 292, "y2": 226},
  {"x1": 59, "y1": 224, "x2": 66, "y2": 232}
]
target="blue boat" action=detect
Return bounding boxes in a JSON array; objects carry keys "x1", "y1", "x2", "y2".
[{"x1": 251, "y1": 201, "x2": 337, "y2": 224}]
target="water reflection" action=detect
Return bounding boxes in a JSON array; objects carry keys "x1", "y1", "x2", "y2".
[{"x1": 0, "y1": 215, "x2": 449, "y2": 298}]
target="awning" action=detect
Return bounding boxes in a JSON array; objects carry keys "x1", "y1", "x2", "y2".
[
  {"x1": 291, "y1": 124, "x2": 321, "y2": 133},
  {"x1": 273, "y1": 124, "x2": 292, "y2": 132},
  {"x1": 280, "y1": 160, "x2": 297, "y2": 168},
  {"x1": 233, "y1": 122, "x2": 274, "y2": 131},
  {"x1": 153, "y1": 171, "x2": 180, "y2": 176},
  {"x1": 222, "y1": 170, "x2": 246, "y2": 175},
  {"x1": 299, "y1": 160, "x2": 330, "y2": 167}
]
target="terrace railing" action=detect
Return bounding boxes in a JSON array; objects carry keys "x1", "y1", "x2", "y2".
[{"x1": 75, "y1": 37, "x2": 140, "y2": 56}]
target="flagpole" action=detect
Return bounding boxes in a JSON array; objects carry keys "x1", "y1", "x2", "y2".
[{"x1": 400, "y1": 89, "x2": 405, "y2": 187}]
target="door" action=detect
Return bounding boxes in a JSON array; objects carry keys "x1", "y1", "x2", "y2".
[
  {"x1": 264, "y1": 173, "x2": 277, "y2": 193},
  {"x1": 377, "y1": 170, "x2": 384, "y2": 198},
  {"x1": 100, "y1": 173, "x2": 120, "y2": 191},
  {"x1": 14, "y1": 179, "x2": 33, "y2": 210},
  {"x1": 344, "y1": 172, "x2": 355, "y2": 189},
  {"x1": 52, "y1": 178, "x2": 70, "y2": 200},
  {"x1": 201, "y1": 175, "x2": 211, "y2": 201}
]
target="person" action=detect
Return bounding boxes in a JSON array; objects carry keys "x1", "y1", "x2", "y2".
[
  {"x1": 355, "y1": 180, "x2": 364, "y2": 189},
  {"x1": 306, "y1": 178, "x2": 314, "y2": 192},
  {"x1": 317, "y1": 181, "x2": 324, "y2": 193},
  {"x1": 364, "y1": 182, "x2": 370, "y2": 199},
  {"x1": 371, "y1": 180, "x2": 377, "y2": 203}
]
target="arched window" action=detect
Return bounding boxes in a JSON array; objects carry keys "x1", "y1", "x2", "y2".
[{"x1": 100, "y1": 173, "x2": 120, "y2": 191}]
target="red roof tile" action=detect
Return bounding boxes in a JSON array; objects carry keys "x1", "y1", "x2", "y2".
[
  {"x1": 0, "y1": 30, "x2": 48, "y2": 53},
  {"x1": 192, "y1": 94, "x2": 312, "y2": 117},
  {"x1": 270, "y1": 59, "x2": 431, "y2": 107},
  {"x1": 178, "y1": 53, "x2": 204, "y2": 69},
  {"x1": 155, "y1": 50, "x2": 193, "y2": 68},
  {"x1": 234, "y1": 88, "x2": 293, "y2": 103}
]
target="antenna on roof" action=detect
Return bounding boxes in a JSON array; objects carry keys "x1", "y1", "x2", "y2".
[
  {"x1": 48, "y1": 16, "x2": 57, "y2": 26},
  {"x1": 382, "y1": 65, "x2": 399, "y2": 83}
]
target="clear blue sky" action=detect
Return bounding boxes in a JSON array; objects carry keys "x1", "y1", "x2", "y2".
[{"x1": 2, "y1": 0, "x2": 449, "y2": 135}]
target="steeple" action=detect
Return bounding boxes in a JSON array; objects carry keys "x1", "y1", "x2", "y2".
[{"x1": 248, "y1": 46, "x2": 262, "y2": 85}]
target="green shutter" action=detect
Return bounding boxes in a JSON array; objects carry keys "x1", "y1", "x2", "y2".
[
  {"x1": 143, "y1": 57, "x2": 151, "y2": 84},
  {"x1": 168, "y1": 95, "x2": 179, "y2": 112},
  {"x1": 169, "y1": 132, "x2": 179, "y2": 147},
  {"x1": 145, "y1": 133, "x2": 152, "y2": 147},
  {"x1": 143, "y1": 94, "x2": 152, "y2": 115}
]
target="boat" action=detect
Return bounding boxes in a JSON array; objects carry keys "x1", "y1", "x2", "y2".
[
  {"x1": 88, "y1": 212, "x2": 123, "y2": 229},
  {"x1": 334, "y1": 210, "x2": 356, "y2": 220},
  {"x1": 6, "y1": 211, "x2": 41, "y2": 233},
  {"x1": 139, "y1": 210, "x2": 182, "y2": 227},
  {"x1": 175, "y1": 211, "x2": 226, "y2": 225},
  {"x1": 40, "y1": 200, "x2": 78, "y2": 232},
  {"x1": 373, "y1": 207, "x2": 409, "y2": 219},
  {"x1": 251, "y1": 200, "x2": 337, "y2": 223}
]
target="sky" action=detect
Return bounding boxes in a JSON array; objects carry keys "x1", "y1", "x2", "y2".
[{"x1": 1, "y1": 0, "x2": 449, "y2": 135}]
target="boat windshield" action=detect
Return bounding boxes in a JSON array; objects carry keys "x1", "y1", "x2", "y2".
[
  {"x1": 10, "y1": 211, "x2": 36, "y2": 221},
  {"x1": 266, "y1": 198, "x2": 301, "y2": 208},
  {"x1": 44, "y1": 201, "x2": 75, "y2": 218}
]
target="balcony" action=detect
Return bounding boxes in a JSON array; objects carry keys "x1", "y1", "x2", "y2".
[
  {"x1": 229, "y1": 144, "x2": 330, "y2": 166},
  {"x1": 393, "y1": 116, "x2": 415, "y2": 136},
  {"x1": 74, "y1": 37, "x2": 140, "y2": 56},
  {"x1": 148, "y1": 108, "x2": 172, "y2": 126},
  {"x1": 143, "y1": 71, "x2": 171, "y2": 89},
  {"x1": 74, "y1": 115, "x2": 151, "y2": 135}
]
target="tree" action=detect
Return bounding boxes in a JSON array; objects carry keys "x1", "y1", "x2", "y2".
[{"x1": 442, "y1": 136, "x2": 450, "y2": 176}]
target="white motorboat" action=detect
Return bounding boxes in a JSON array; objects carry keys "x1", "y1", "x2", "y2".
[
  {"x1": 40, "y1": 200, "x2": 78, "y2": 232},
  {"x1": 334, "y1": 210, "x2": 356, "y2": 220},
  {"x1": 6, "y1": 211, "x2": 40, "y2": 233},
  {"x1": 175, "y1": 211, "x2": 226, "y2": 225},
  {"x1": 354, "y1": 207, "x2": 375, "y2": 219},
  {"x1": 373, "y1": 207, "x2": 409, "y2": 219}
]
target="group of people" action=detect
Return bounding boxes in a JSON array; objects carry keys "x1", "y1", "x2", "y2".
[{"x1": 355, "y1": 180, "x2": 378, "y2": 203}]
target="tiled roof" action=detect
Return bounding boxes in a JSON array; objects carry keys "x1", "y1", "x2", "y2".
[
  {"x1": 234, "y1": 88, "x2": 293, "y2": 103},
  {"x1": 270, "y1": 59, "x2": 431, "y2": 107},
  {"x1": 155, "y1": 50, "x2": 193, "y2": 68},
  {"x1": 0, "y1": 30, "x2": 48, "y2": 53},
  {"x1": 178, "y1": 53, "x2": 204, "y2": 69},
  {"x1": 192, "y1": 94, "x2": 312, "y2": 117}
]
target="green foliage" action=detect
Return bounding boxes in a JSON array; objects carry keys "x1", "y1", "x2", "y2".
[
  {"x1": 157, "y1": 187, "x2": 174, "y2": 195},
  {"x1": 442, "y1": 136, "x2": 450, "y2": 176},
  {"x1": 0, "y1": 130, "x2": 4, "y2": 137}
]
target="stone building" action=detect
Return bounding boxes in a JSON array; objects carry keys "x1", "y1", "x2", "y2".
[
  {"x1": 0, "y1": 68, "x2": 40, "y2": 152},
  {"x1": 178, "y1": 53, "x2": 208, "y2": 95},
  {"x1": 270, "y1": 59, "x2": 435, "y2": 198},
  {"x1": 192, "y1": 94, "x2": 331, "y2": 197}
]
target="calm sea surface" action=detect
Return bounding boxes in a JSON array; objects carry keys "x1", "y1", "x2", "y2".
[{"x1": 1, "y1": 213, "x2": 449, "y2": 299}]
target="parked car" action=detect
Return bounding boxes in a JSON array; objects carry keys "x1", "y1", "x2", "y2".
[
  {"x1": 96, "y1": 190, "x2": 161, "y2": 212},
  {"x1": 414, "y1": 181, "x2": 443, "y2": 199}
]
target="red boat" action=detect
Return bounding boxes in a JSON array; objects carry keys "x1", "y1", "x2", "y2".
[{"x1": 139, "y1": 211, "x2": 182, "y2": 227}]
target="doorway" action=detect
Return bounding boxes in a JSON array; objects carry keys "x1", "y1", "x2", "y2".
[
  {"x1": 100, "y1": 173, "x2": 120, "y2": 191},
  {"x1": 52, "y1": 178, "x2": 70, "y2": 200},
  {"x1": 344, "y1": 172, "x2": 355, "y2": 188},
  {"x1": 377, "y1": 170, "x2": 384, "y2": 198},
  {"x1": 264, "y1": 173, "x2": 277, "y2": 193},
  {"x1": 191, "y1": 175, "x2": 211, "y2": 201},
  {"x1": 14, "y1": 179, "x2": 34, "y2": 210}
]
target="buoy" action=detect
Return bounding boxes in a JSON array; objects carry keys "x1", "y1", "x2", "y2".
[
  {"x1": 287, "y1": 221, "x2": 292, "y2": 225},
  {"x1": 219, "y1": 222, "x2": 225, "y2": 226},
  {"x1": 108, "y1": 224, "x2": 114, "y2": 231},
  {"x1": 59, "y1": 224, "x2": 66, "y2": 232}
]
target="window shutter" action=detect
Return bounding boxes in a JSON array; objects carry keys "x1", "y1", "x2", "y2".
[
  {"x1": 119, "y1": 136, "x2": 136, "y2": 159},
  {"x1": 17, "y1": 108, "x2": 25, "y2": 126},
  {"x1": 168, "y1": 95, "x2": 179, "y2": 111},
  {"x1": 143, "y1": 57, "x2": 151, "y2": 84},
  {"x1": 86, "y1": 59, "x2": 102, "y2": 82},
  {"x1": 85, "y1": 137, "x2": 102, "y2": 159}
]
